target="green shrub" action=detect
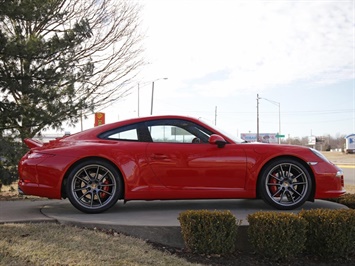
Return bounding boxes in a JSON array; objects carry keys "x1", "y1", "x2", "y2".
[
  {"x1": 247, "y1": 212, "x2": 307, "y2": 261},
  {"x1": 328, "y1": 194, "x2": 355, "y2": 209},
  {"x1": 178, "y1": 210, "x2": 238, "y2": 254},
  {"x1": 299, "y1": 209, "x2": 355, "y2": 259}
]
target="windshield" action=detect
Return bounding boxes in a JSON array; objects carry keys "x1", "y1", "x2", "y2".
[{"x1": 198, "y1": 118, "x2": 246, "y2": 144}]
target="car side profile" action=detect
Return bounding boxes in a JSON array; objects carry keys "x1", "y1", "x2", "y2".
[{"x1": 18, "y1": 115, "x2": 345, "y2": 213}]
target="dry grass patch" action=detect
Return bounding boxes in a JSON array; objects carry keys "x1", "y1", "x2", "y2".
[
  {"x1": 0, "y1": 223, "x2": 200, "y2": 266},
  {"x1": 345, "y1": 184, "x2": 355, "y2": 194}
]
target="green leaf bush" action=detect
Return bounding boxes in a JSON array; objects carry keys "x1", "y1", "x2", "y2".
[
  {"x1": 177, "y1": 195, "x2": 355, "y2": 259},
  {"x1": 327, "y1": 194, "x2": 355, "y2": 209},
  {"x1": 299, "y1": 209, "x2": 355, "y2": 259},
  {"x1": 247, "y1": 212, "x2": 307, "y2": 261},
  {"x1": 178, "y1": 210, "x2": 238, "y2": 254}
]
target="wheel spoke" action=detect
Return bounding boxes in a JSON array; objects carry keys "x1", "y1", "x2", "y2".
[
  {"x1": 98, "y1": 188, "x2": 112, "y2": 196},
  {"x1": 75, "y1": 174, "x2": 90, "y2": 184},
  {"x1": 285, "y1": 190, "x2": 296, "y2": 202},
  {"x1": 83, "y1": 168, "x2": 92, "y2": 180},
  {"x1": 277, "y1": 190, "x2": 287, "y2": 202},
  {"x1": 90, "y1": 192, "x2": 95, "y2": 207},
  {"x1": 293, "y1": 172, "x2": 303, "y2": 180},
  {"x1": 101, "y1": 183, "x2": 114, "y2": 188},
  {"x1": 73, "y1": 187, "x2": 87, "y2": 192},
  {"x1": 78, "y1": 190, "x2": 91, "y2": 201},
  {"x1": 278, "y1": 164, "x2": 286, "y2": 176},
  {"x1": 95, "y1": 191, "x2": 103, "y2": 206},
  {"x1": 289, "y1": 186, "x2": 303, "y2": 197},
  {"x1": 271, "y1": 187, "x2": 283, "y2": 197},
  {"x1": 287, "y1": 164, "x2": 292, "y2": 178},
  {"x1": 269, "y1": 173, "x2": 282, "y2": 182},
  {"x1": 95, "y1": 167, "x2": 100, "y2": 180},
  {"x1": 292, "y1": 181, "x2": 306, "y2": 186},
  {"x1": 98, "y1": 170, "x2": 109, "y2": 182}
]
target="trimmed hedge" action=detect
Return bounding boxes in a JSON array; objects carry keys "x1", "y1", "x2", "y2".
[
  {"x1": 178, "y1": 210, "x2": 238, "y2": 254},
  {"x1": 177, "y1": 195, "x2": 355, "y2": 258},
  {"x1": 299, "y1": 209, "x2": 355, "y2": 259},
  {"x1": 247, "y1": 212, "x2": 307, "y2": 260},
  {"x1": 327, "y1": 194, "x2": 355, "y2": 209}
]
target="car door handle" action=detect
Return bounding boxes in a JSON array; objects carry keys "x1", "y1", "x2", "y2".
[{"x1": 151, "y1": 154, "x2": 170, "y2": 160}]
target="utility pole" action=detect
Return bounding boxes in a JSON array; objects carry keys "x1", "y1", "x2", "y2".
[
  {"x1": 137, "y1": 83, "x2": 140, "y2": 117},
  {"x1": 257, "y1": 94, "x2": 260, "y2": 142},
  {"x1": 150, "y1": 81, "x2": 155, "y2": 115},
  {"x1": 150, "y1": 78, "x2": 168, "y2": 115},
  {"x1": 258, "y1": 94, "x2": 281, "y2": 144},
  {"x1": 215, "y1": 106, "x2": 217, "y2": 125}
]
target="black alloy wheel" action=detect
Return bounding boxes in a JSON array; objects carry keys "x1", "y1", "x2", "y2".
[
  {"x1": 66, "y1": 160, "x2": 122, "y2": 213},
  {"x1": 259, "y1": 158, "x2": 312, "y2": 210}
]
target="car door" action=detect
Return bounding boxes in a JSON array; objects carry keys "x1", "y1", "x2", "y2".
[
  {"x1": 145, "y1": 119, "x2": 247, "y2": 190},
  {"x1": 98, "y1": 122, "x2": 160, "y2": 189}
]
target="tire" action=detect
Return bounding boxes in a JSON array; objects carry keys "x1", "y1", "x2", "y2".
[
  {"x1": 258, "y1": 158, "x2": 312, "y2": 210},
  {"x1": 66, "y1": 160, "x2": 123, "y2": 213}
]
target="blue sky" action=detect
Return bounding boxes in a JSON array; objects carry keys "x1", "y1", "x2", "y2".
[{"x1": 77, "y1": 0, "x2": 354, "y2": 139}]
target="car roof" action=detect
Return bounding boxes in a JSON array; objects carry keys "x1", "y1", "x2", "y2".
[{"x1": 62, "y1": 115, "x2": 206, "y2": 141}]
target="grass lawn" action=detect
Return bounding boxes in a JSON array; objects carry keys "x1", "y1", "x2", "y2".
[{"x1": 0, "y1": 223, "x2": 199, "y2": 266}]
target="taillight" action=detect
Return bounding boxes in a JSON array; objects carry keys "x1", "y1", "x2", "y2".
[{"x1": 27, "y1": 151, "x2": 55, "y2": 159}]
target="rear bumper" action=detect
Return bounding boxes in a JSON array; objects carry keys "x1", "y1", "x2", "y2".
[{"x1": 18, "y1": 187, "x2": 24, "y2": 195}]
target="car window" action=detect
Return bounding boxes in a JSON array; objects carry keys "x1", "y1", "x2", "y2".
[
  {"x1": 99, "y1": 124, "x2": 139, "y2": 141},
  {"x1": 150, "y1": 125, "x2": 196, "y2": 143},
  {"x1": 107, "y1": 128, "x2": 138, "y2": 141},
  {"x1": 146, "y1": 119, "x2": 213, "y2": 143}
]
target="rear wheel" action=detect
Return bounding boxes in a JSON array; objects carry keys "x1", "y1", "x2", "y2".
[
  {"x1": 66, "y1": 160, "x2": 122, "y2": 213},
  {"x1": 258, "y1": 158, "x2": 312, "y2": 210}
]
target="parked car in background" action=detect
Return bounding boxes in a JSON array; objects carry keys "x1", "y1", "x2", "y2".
[{"x1": 18, "y1": 115, "x2": 345, "y2": 213}]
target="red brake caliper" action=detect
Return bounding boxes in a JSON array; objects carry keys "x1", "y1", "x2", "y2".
[
  {"x1": 269, "y1": 172, "x2": 280, "y2": 196},
  {"x1": 100, "y1": 179, "x2": 110, "y2": 199}
]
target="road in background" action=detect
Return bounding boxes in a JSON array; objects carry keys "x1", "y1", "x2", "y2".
[
  {"x1": 339, "y1": 167, "x2": 355, "y2": 186},
  {"x1": 321, "y1": 152, "x2": 354, "y2": 186}
]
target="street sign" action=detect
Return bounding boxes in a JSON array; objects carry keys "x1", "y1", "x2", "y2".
[{"x1": 275, "y1": 134, "x2": 285, "y2": 138}]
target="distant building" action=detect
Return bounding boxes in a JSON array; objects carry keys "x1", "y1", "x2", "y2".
[{"x1": 345, "y1": 134, "x2": 355, "y2": 154}]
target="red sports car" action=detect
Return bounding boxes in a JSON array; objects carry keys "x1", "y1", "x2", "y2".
[{"x1": 18, "y1": 115, "x2": 345, "y2": 213}]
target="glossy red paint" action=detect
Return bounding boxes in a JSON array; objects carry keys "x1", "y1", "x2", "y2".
[{"x1": 18, "y1": 115, "x2": 345, "y2": 213}]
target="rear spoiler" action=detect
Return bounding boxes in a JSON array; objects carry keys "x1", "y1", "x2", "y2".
[{"x1": 24, "y1": 138, "x2": 43, "y2": 149}]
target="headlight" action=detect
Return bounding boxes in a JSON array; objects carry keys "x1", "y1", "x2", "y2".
[
  {"x1": 309, "y1": 148, "x2": 330, "y2": 163},
  {"x1": 336, "y1": 170, "x2": 343, "y2": 178}
]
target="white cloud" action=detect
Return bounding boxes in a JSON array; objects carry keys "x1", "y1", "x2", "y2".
[
  {"x1": 142, "y1": 0, "x2": 354, "y2": 96},
  {"x1": 67, "y1": 0, "x2": 354, "y2": 138}
]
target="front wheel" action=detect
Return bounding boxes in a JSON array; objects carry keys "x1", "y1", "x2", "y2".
[
  {"x1": 258, "y1": 159, "x2": 312, "y2": 210},
  {"x1": 66, "y1": 160, "x2": 123, "y2": 213}
]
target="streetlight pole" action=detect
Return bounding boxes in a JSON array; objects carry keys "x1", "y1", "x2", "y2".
[
  {"x1": 258, "y1": 95, "x2": 281, "y2": 144},
  {"x1": 137, "y1": 83, "x2": 140, "y2": 117},
  {"x1": 150, "y1": 77, "x2": 168, "y2": 115},
  {"x1": 257, "y1": 94, "x2": 260, "y2": 142}
]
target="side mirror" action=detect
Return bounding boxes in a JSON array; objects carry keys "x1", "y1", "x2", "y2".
[{"x1": 209, "y1": 134, "x2": 227, "y2": 148}]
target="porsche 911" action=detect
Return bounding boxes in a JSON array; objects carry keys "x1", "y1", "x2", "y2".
[{"x1": 18, "y1": 115, "x2": 345, "y2": 213}]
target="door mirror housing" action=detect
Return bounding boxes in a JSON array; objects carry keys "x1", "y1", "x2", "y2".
[{"x1": 209, "y1": 134, "x2": 227, "y2": 148}]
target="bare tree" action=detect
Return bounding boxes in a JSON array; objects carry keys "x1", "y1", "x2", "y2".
[{"x1": 0, "y1": 0, "x2": 144, "y2": 139}]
